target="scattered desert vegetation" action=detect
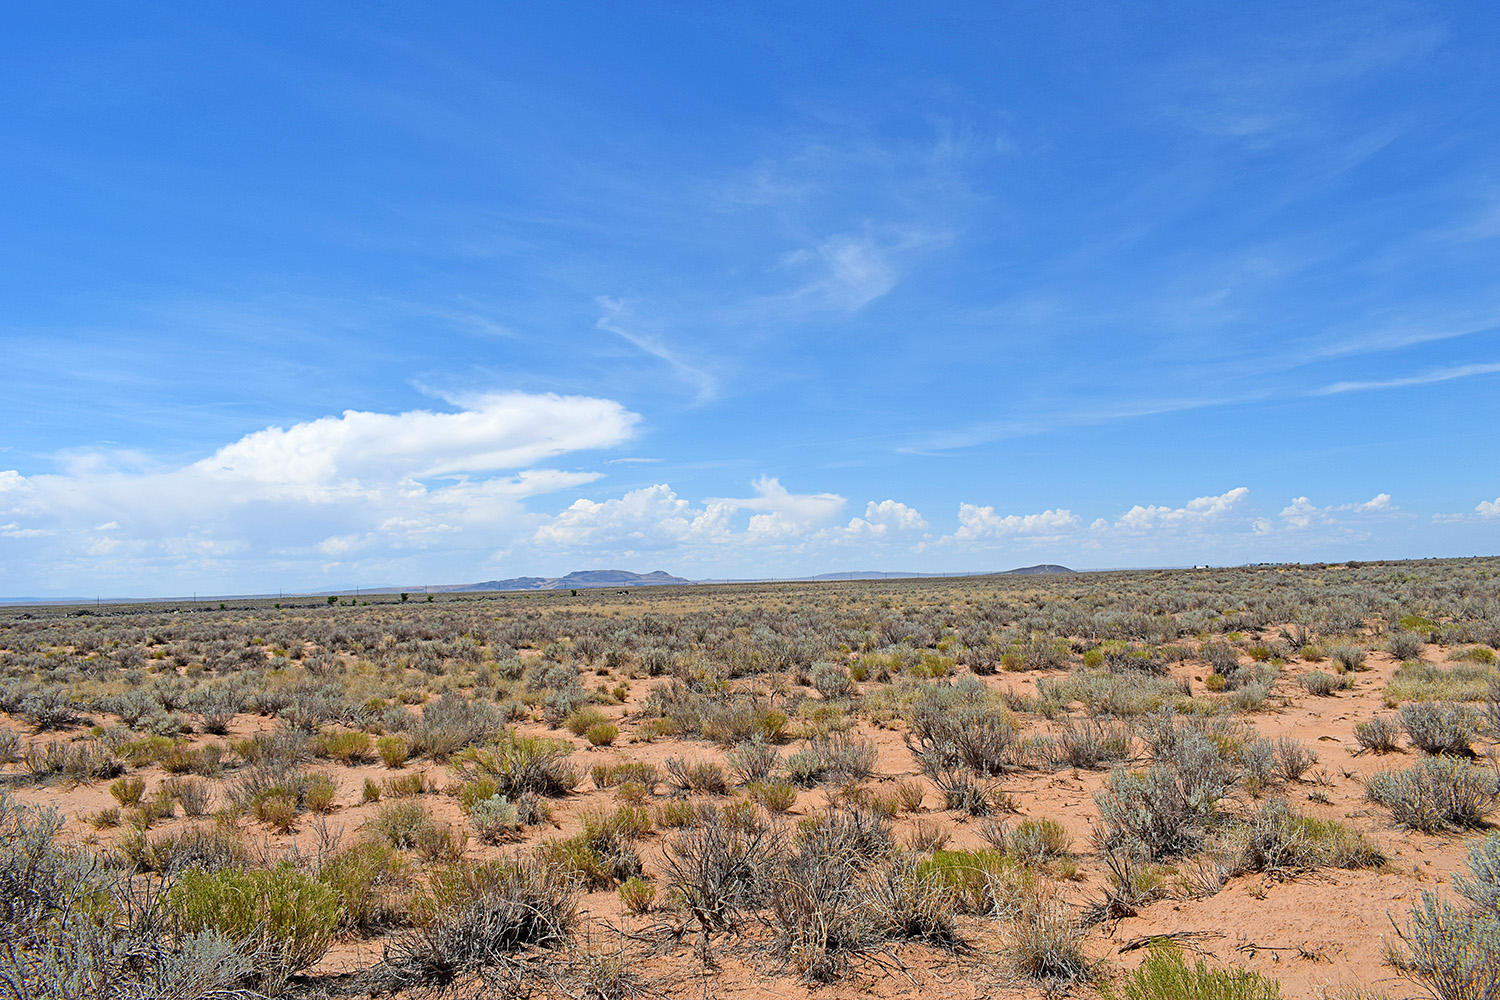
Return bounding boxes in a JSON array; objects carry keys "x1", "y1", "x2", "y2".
[{"x1": 3, "y1": 557, "x2": 1499, "y2": 998}]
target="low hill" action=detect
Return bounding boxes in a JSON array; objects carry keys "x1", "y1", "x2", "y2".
[{"x1": 443, "y1": 569, "x2": 691, "y2": 592}]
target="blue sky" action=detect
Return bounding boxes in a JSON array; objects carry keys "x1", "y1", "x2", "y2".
[{"x1": 2, "y1": 2, "x2": 1499, "y2": 596}]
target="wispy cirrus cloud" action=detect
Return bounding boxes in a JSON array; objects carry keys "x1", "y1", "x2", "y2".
[
  {"x1": 1313, "y1": 361, "x2": 1500, "y2": 396},
  {"x1": 595, "y1": 298, "x2": 720, "y2": 404},
  {"x1": 761, "y1": 226, "x2": 951, "y2": 317}
]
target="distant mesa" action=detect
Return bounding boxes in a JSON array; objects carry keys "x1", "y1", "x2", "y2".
[
  {"x1": 436, "y1": 565, "x2": 1074, "y2": 593},
  {"x1": 441, "y1": 569, "x2": 692, "y2": 592},
  {"x1": 439, "y1": 567, "x2": 1074, "y2": 590}
]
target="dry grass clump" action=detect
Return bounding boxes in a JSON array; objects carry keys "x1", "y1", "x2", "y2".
[
  {"x1": 1050, "y1": 715, "x2": 1134, "y2": 768},
  {"x1": 1385, "y1": 661, "x2": 1497, "y2": 706},
  {"x1": 1210, "y1": 799, "x2": 1385, "y2": 877},
  {"x1": 1355, "y1": 714, "x2": 1403, "y2": 753},
  {"x1": 373, "y1": 857, "x2": 579, "y2": 993}
]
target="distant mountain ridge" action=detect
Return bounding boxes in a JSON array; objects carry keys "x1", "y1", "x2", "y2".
[{"x1": 441, "y1": 569, "x2": 692, "y2": 592}]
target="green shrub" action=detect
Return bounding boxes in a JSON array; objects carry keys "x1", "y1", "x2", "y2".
[
  {"x1": 563, "y1": 707, "x2": 608, "y2": 737},
  {"x1": 915, "y1": 848, "x2": 1029, "y2": 915},
  {"x1": 314, "y1": 728, "x2": 372, "y2": 764},
  {"x1": 1009, "y1": 817, "x2": 1072, "y2": 861},
  {"x1": 369, "y1": 800, "x2": 445, "y2": 850},
  {"x1": 110, "y1": 775, "x2": 146, "y2": 806},
  {"x1": 319, "y1": 840, "x2": 409, "y2": 932},
  {"x1": 655, "y1": 799, "x2": 700, "y2": 828},
  {"x1": 449, "y1": 732, "x2": 579, "y2": 799},
  {"x1": 376, "y1": 734, "x2": 410, "y2": 768},
  {"x1": 383, "y1": 771, "x2": 425, "y2": 797},
  {"x1": 1103, "y1": 942, "x2": 1281, "y2": 1000},
  {"x1": 584, "y1": 722, "x2": 618, "y2": 746},
  {"x1": 745, "y1": 780, "x2": 798, "y2": 813},
  {"x1": 167, "y1": 865, "x2": 338, "y2": 976},
  {"x1": 592, "y1": 760, "x2": 660, "y2": 789},
  {"x1": 252, "y1": 792, "x2": 299, "y2": 833},
  {"x1": 538, "y1": 810, "x2": 646, "y2": 889},
  {"x1": 303, "y1": 772, "x2": 337, "y2": 813},
  {"x1": 618, "y1": 875, "x2": 656, "y2": 913},
  {"x1": 1301, "y1": 671, "x2": 1339, "y2": 697},
  {"x1": 538, "y1": 831, "x2": 642, "y2": 890}
]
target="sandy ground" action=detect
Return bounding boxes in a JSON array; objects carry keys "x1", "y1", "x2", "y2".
[{"x1": 1, "y1": 634, "x2": 1485, "y2": 1000}]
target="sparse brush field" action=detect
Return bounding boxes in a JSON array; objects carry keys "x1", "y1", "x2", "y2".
[{"x1": 4, "y1": 559, "x2": 1500, "y2": 999}]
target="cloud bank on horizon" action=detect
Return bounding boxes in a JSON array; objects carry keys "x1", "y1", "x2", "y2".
[
  {"x1": 1, "y1": 3, "x2": 1498, "y2": 595},
  {"x1": 2, "y1": 390, "x2": 1495, "y2": 594}
]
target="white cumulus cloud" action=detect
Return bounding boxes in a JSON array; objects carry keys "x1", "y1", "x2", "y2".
[
  {"x1": 845, "y1": 499, "x2": 928, "y2": 537},
  {"x1": 0, "y1": 392, "x2": 639, "y2": 592},
  {"x1": 1112, "y1": 487, "x2": 1250, "y2": 531},
  {"x1": 1279, "y1": 493, "x2": 1392, "y2": 529},
  {"x1": 535, "y1": 478, "x2": 847, "y2": 551},
  {"x1": 192, "y1": 392, "x2": 636, "y2": 495},
  {"x1": 951, "y1": 504, "x2": 1079, "y2": 540}
]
